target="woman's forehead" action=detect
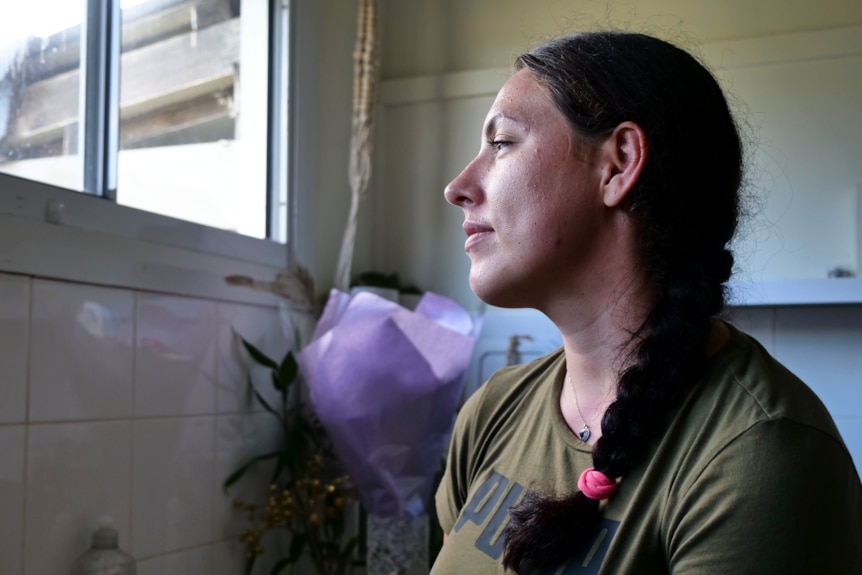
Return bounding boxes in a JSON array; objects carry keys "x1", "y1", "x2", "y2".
[{"x1": 484, "y1": 69, "x2": 556, "y2": 126}]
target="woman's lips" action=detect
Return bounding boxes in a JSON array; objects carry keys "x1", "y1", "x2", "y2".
[{"x1": 463, "y1": 221, "x2": 493, "y2": 252}]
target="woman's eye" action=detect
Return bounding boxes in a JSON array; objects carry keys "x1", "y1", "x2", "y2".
[{"x1": 488, "y1": 139, "x2": 511, "y2": 151}]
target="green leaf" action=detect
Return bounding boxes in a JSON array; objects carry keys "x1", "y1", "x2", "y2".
[
  {"x1": 241, "y1": 337, "x2": 279, "y2": 371},
  {"x1": 288, "y1": 533, "x2": 306, "y2": 561},
  {"x1": 244, "y1": 548, "x2": 257, "y2": 575},
  {"x1": 222, "y1": 450, "x2": 282, "y2": 493},
  {"x1": 278, "y1": 351, "x2": 299, "y2": 389},
  {"x1": 271, "y1": 371, "x2": 286, "y2": 394},
  {"x1": 270, "y1": 557, "x2": 294, "y2": 575},
  {"x1": 270, "y1": 452, "x2": 289, "y2": 485},
  {"x1": 252, "y1": 382, "x2": 281, "y2": 420},
  {"x1": 284, "y1": 425, "x2": 310, "y2": 463},
  {"x1": 356, "y1": 271, "x2": 401, "y2": 289},
  {"x1": 337, "y1": 537, "x2": 359, "y2": 572},
  {"x1": 292, "y1": 324, "x2": 303, "y2": 350}
]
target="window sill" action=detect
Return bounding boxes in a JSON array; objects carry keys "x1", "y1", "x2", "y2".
[{"x1": 0, "y1": 173, "x2": 287, "y2": 305}]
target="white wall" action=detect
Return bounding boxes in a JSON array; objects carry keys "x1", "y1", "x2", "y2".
[
  {"x1": 379, "y1": 0, "x2": 862, "y2": 79},
  {"x1": 0, "y1": 271, "x2": 299, "y2": 574}
]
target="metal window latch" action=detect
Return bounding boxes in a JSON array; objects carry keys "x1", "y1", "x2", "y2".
[{"x1": 45, "y1": 199, "x2": 64, "y2": 224}]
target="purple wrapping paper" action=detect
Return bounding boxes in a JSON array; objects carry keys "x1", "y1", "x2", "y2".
[{"x1": 297, "y1": 289, "x2": 479, "y2": 518}]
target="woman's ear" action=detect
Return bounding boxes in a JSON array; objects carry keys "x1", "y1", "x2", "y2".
[{"x1": 599, "y1": 121, "x2": 648, "y2": 208}]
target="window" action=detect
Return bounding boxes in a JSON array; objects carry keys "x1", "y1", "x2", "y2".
[{"x1": 0, "y1": 0, "x2": 290, "y2": 243}]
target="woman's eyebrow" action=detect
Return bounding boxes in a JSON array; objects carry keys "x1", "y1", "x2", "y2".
[{"x1": 483, "y1": 112, "x2": 520, "y2": 139}]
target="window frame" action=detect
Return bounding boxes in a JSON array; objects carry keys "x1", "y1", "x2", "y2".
[{"x1": 0, "y1": 0, "x2": 314, "y2": 305}]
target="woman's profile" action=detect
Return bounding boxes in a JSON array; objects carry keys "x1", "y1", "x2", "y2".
[{"x1": 432, "y1": 31, "x2": 862, "y2": 574}]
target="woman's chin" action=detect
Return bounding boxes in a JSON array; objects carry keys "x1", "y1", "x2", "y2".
[{"x1": 469, "y1": 275, "x2": 527, "y2": 309}]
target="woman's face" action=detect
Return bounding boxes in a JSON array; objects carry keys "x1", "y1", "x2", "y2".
[{"x1": 444, "y1": 68, "x2": 610, "y2": 309}]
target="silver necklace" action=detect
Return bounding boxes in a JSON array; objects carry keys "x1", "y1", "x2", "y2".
[{"x1": 566, "y1": 374, "x2": 600, "y2": 443}]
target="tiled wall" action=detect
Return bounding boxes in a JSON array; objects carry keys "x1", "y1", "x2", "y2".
[
  {"x1": 0, "y1": 271, "x2": 297, "y2": 575},
  {"x1": 2, "y1": 270, "x2": 860, "y2": 575}
]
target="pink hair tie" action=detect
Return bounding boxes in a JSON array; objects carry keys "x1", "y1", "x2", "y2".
[{"x1": 578, "y1": 468, "x2": 617, "y2": 500}]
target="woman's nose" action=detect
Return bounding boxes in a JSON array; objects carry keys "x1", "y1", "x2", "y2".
[{"x1": 444, "y1": 158, "x2": 481, "y2": 207}]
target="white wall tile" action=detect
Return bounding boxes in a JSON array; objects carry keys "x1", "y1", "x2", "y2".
[
  {"x1": 136, "y1": 544, "x2": 213, "y2": 575},
  {"x1": 29, "y1": 280, "x2": 134, "y2": 422},
  {"x1": 135, "y1": 294, "x2": 217, "y2": 417},
  {"x1": 214, "y1": 413, "x2": 282, "y2": 539},
  {"x1": 211, "y1": 539, "x2": 247, "y2": 575},
  {"x1": 0, "y1": 273, "x2": 29, "y2": 424},
  {"x1": 0, "y1": 426, "x2": 25, "y2": 575},
  {"x1": 772, "y1": 306, "x2": 862, "y2": 472},
  {"x1": 132, "y1": 416, "x2": 215, "y2": 558},
  {"x1": 216, "y1": 302, "x2": 289, "y2": 414},
  {"x1": 212, "y1": 537, "x2": 303, "y2": 575},
  {"x1": 726, "y1": 306, "x2": 776, "y2": 354},
  {"x1": 25, "y1": 421, "x2": 133, "y2": 575},
  {"x1": 774, "y1": 306, "x2": 862, "y2": 419},
  {"x1": 211, "y1": 538, "x2": 300, "y2": 575},
  {"x1": 834, "y1": 417, "x2": 862, "y2": 469}
]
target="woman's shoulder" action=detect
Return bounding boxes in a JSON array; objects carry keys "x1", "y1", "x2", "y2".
[
  {"x1": 638, "y1": 325, "x2": 859, "y2": 535},
  {"x1": 679, "y1": 322, "x2": 847, "y2": 453}
]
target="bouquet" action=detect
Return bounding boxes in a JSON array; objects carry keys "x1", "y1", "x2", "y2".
[{"x1": 297, "y1": 288, "x2": 480, "y2": 573}]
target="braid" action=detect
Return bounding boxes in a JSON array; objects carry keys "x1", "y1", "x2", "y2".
[
  {"x1": 501, "y1": 31, "x2": 742, "y2": 573},
  {"x1": 502, "y1": 272, "x2": 727, "y2": 572}
]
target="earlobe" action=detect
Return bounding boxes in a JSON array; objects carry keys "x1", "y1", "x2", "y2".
[{"x1": 601, "y1": 121, "x2": 648, "y2": 208}]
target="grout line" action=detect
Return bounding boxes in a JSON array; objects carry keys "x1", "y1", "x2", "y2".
[
  {"x1": 130, "y1": 289, "x2": 139, "y2": 556},
  {"x1": 21, "y1": 275, "x2": 33, "y2": 574}
]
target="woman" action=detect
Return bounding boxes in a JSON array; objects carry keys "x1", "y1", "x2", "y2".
[{"x1": 432, "y1": 31, "x2": 862, "y2": 574}]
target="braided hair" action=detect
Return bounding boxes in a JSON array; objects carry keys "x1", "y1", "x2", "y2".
[{"x1": 500, "y1": 32, "x2": 744, "y2": 573}]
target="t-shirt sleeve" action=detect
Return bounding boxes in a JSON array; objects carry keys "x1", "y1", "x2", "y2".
[
  {"x1": 435, "y1": 386, "x2": 486, "y2": 534},
  {"x1": 666, "y1": 418, "x2": 862, "y2": 574}
]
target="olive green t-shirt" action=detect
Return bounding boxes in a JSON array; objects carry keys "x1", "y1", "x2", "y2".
[{"x1": 433, "y1": 325, "x2": 862, "y2": 574}]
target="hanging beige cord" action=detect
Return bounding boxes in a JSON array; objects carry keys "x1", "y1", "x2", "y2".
[
  {"x1": 334, "y1": 0, "x2": 380, "y2": 292},
  {"x1": 226, "y1": 0, "x2": 377, "y2": 307}
]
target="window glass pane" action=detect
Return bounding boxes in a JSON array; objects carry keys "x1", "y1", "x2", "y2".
[
  {"x1": 0, "y1": 1, "x2": 85, "y2": 190},
  {"x1": 117, "y1": 0, "x2": 269, "y2": 239}
]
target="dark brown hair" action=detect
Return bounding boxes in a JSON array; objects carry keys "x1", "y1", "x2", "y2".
[{"x1": 501, "y1": 31, "x2": 743, "y2": 573}]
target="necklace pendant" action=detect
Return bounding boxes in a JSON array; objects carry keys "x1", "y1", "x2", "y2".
[{"x1": 578, "y1": 425, "x2": 591, "y2": 443}]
